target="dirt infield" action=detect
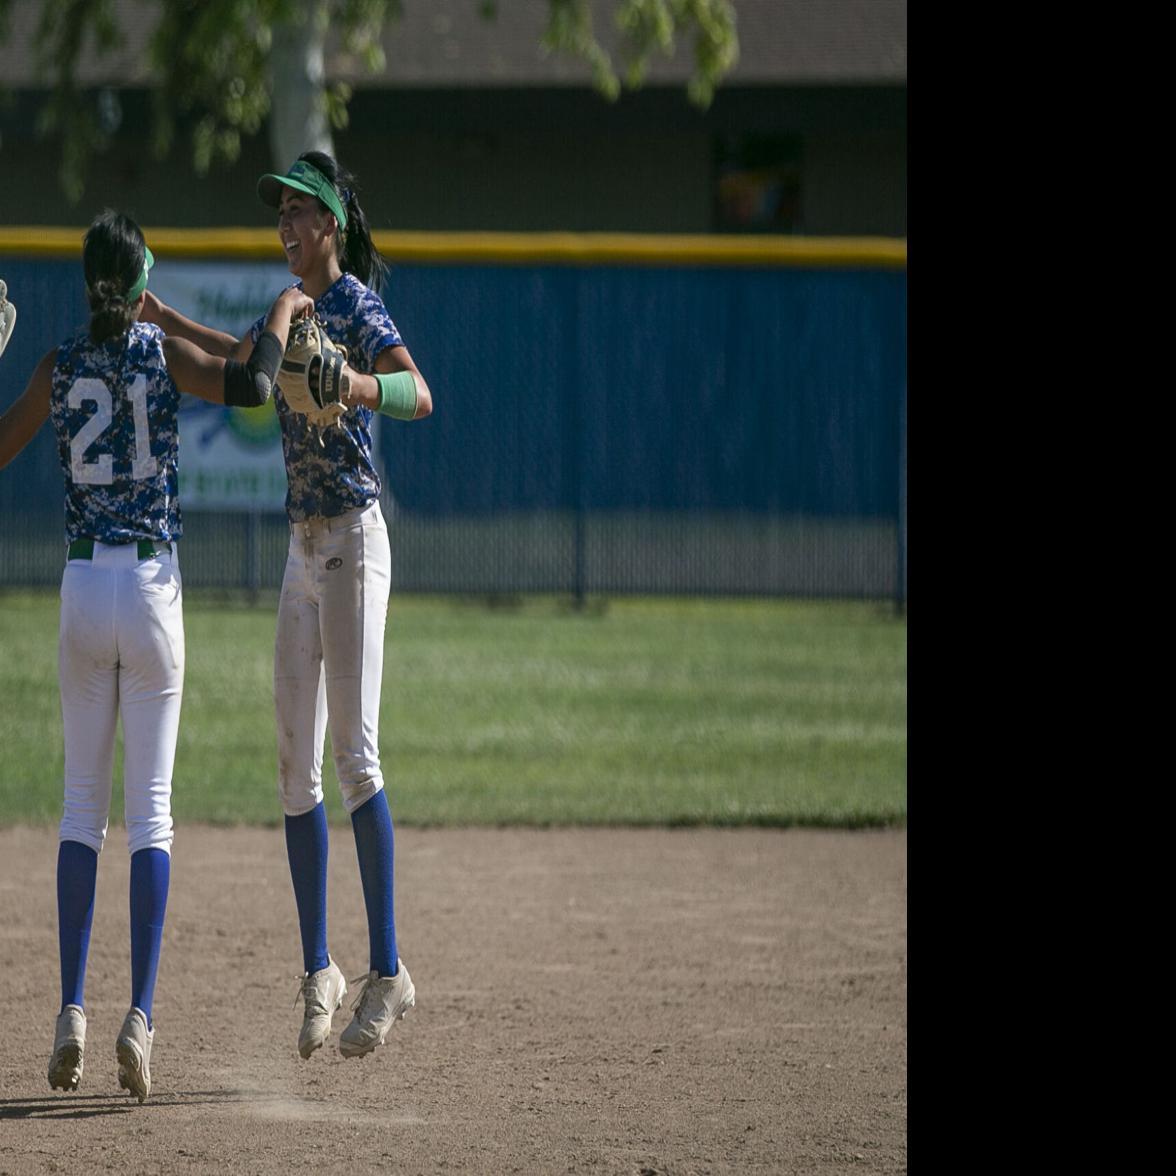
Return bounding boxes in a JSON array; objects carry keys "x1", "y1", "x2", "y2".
[{"x1": 0, "y1": 825, "x2": 906, "y2": 1174}]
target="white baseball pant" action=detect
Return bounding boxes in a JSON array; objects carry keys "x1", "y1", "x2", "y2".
[
  {"x1": 58, "y1": 542, "x2": 184, "y2": 856},
  {"x1": 274, "y1": 500, "x2": 392, "y2": 817}
]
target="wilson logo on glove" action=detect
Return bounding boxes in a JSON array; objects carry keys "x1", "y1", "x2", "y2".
[{"x1": 278, "y1": 316, "x2": 351, "y2": 442}]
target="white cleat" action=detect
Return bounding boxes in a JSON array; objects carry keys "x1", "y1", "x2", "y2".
[
  {"x1": 0, "y1": 278, "x2": 15, "y2": 359},
  {"x1": 295, "y1": 957, "x2": 347, "y2": 1059},
  {"x1": 48, "y1": 1004, "x2": 87, "y2": 1092},
  {"x1": 339, "y1": 962, "x2": 415, "y2": 1059},
  {"x1": 115, "y1": 1008, "x2": 154, "y2": 1104}
]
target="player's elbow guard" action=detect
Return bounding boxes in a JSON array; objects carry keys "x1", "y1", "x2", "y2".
[{"x1": 223, "y1": 330, "x2": 283, "y2": 408}]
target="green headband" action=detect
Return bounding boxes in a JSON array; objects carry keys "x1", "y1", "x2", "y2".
[
  {"x1": 127, "y1": 244, "x2": 154, "y2": 301},
  {"x1": 257, "y1": 159, "x2": 348, "y2": 230}
]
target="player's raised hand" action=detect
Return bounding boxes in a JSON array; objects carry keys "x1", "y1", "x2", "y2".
[
  {"x1": 277, "y1": 285, "x2": 316, "y2": 324},
  {"x1": 0, "y1": 279, "x2": 16, "y2": 359}
]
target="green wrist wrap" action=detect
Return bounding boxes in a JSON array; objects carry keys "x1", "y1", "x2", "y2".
[{"x1": 375, "y1": 371, "x2": 418, "y2": 420}]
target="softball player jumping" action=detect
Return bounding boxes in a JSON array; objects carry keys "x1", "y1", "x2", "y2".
[
  {"x1": 0, "y1": 210, "x2": 311, "y2": 1102},
  {"x1": 143, "y1": 151, "x2": 433, "y2": 1061}
]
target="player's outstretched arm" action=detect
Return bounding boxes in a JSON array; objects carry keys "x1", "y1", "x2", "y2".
[
  {"x1": 0, "y1": 350, "x2": 53, "y2": 469},
  {"x1": 141, "y1": 289, "x2": 253, "y2": 362},
  {"x1": 163, "y1": 287, "x2": 314, "y2": 405}
]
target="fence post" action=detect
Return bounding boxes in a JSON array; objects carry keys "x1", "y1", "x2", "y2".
[
  {"x1": 248, "y1": 508, "x2": 262, "y2": 602},
  {"x1": 565, "y1": 271, "x2": 586, "y2": 609},
  {"x1": 896, "y1": 379, "x2": 907, "y2": 616}
]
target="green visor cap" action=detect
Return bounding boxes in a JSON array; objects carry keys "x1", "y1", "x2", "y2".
[
  {"x1": 257, "y1": 160, "x2": 348, "y2": 230},
  {"x1": 127, "y1": 245, "x2": 154, "y2": 301}
]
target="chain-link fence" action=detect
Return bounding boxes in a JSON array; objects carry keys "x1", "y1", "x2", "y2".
[{"x1": 0, "y1": 248, "x2": 906, "y2": 604}]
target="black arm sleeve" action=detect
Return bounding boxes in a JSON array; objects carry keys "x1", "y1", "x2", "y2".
[{"x1": 224, "y1": 330, "x2": 284, "y2": 407}]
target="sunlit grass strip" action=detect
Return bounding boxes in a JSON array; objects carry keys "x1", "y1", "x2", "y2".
[{"x1": 0, "y1": 592, "x2": 906, "y2": 829}]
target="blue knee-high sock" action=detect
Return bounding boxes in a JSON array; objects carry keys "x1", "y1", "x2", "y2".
[
  {"x1": 57, "y1": 840, "x2": 99, "y2": 1012},
  {"x1": 285, "y1": 803, "x2": 330, "y2": 975},
  {"x1": 129, "y1": 848, "x2": 170, "y2": 1026},
  {"x1": 351, "y1": 791, "x2": 398, "y2": 977}
]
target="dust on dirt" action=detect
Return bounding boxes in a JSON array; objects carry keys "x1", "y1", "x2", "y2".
[{"x1": 0, "y1": 825, "x2": 906, "y2": 1174}]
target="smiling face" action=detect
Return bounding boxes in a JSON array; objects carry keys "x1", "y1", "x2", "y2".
[{"x1": 276, "y1": 186, "x2": 340, "y2": 288}]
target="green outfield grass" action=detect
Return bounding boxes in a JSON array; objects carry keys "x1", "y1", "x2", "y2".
[{"x1": 0, "y1": 591, "x2": 906, "y2": 828}]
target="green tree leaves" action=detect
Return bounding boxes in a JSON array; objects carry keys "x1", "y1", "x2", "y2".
[{"x1": 0, "y1": 0, "x2": 737, "y2": 202}]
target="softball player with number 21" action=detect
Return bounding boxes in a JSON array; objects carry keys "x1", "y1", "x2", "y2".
[
  {"x1": 0, "y1": 210, "x2": 312, "y2": 1103},
  {"x1": 142, "y1": 150, "x2": 434, "y2": 1061}
]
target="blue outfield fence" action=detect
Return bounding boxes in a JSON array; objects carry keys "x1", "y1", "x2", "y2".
[{"x1": 0, "y1": 235, "x2": 907, "y2": 603}]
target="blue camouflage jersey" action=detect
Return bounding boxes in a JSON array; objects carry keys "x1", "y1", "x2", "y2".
[
  {"x1": 49, "y1": 322, "x2": 183, "y2": 544},
  {"x1": 251, "y1": 272, "x2": 403, "y2": 521}
]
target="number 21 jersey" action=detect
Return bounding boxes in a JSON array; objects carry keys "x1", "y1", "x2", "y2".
[{"x1": 49, "y1": 322, "x2": 183, "y2": 543}]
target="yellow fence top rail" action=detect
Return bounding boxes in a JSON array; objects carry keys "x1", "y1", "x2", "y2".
[{"x1": 0, "y1": 228, "x2": 906, "y2": 268}]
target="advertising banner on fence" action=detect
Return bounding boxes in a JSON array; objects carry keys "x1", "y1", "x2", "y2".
[{"x1": 151, "y1": 260, "x2": 294, "y2": 512}]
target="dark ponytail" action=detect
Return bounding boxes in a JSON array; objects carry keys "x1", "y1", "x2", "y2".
[
  {"x1": 299, "y1": 150, "x2": 390, "y2": 295},
  {"x1": 83, "y1": 209, "x2": 147, "y2": 344}
]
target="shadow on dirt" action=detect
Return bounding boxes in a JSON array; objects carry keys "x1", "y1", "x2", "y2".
[{"x1": 0, "y1": 1088, "x2": 283, "y2": 1120}]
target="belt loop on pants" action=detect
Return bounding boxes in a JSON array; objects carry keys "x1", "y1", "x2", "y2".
[
  {"x1": 296, "y1": 502, "x2": 375, "y2": 541},
  {"x1": 67, "y1": 538, "x2": 172, "y2": 561}
]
